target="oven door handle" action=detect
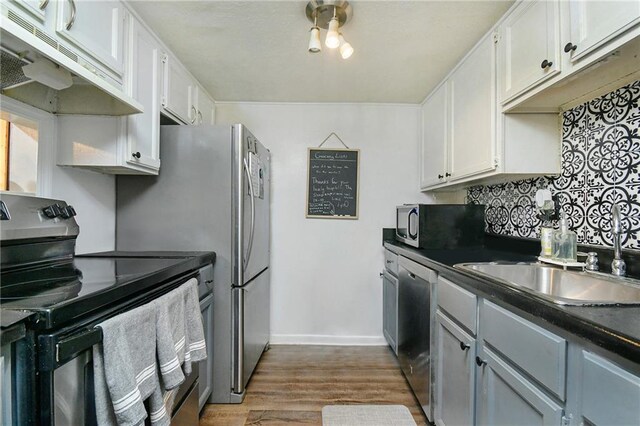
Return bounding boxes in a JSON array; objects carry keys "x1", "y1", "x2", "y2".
[{"x1": 55, "y1": 327, "x2": 103, "y2": 364}]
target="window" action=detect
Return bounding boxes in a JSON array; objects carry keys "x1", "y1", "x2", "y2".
[{"x1": 0, "y1": 114, "x2": 39, "y2": 194}]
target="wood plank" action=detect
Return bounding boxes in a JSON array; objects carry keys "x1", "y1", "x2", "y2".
[
  {"x1": 200, "y1": 345, "x2": 428, "y2": 426},
  {"x1": 0, "y1": 119, "x2": 9, "y2": 191}
]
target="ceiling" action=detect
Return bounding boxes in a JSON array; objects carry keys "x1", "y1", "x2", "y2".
[{"x1": 130, "y1": 1, "x2": 513, "y2": 103}]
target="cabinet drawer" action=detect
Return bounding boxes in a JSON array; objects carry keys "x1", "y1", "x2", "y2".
[
  {"x1": 580, "y1": 350, "x2": 640, "y2": 425},
  {"x1": 384, "y1": 249, "x2": 398, "y2": 276},
  {"x1": 437, "y1": 277, "x2": 477, "y2": 336},
  {"x1": 480, "y1": 300, "x2": 566, "y2": 400}
]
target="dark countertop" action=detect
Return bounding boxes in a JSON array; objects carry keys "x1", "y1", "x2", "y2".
[{"x1": 384, "y1": 237, "x2": 640, "y2": 365}]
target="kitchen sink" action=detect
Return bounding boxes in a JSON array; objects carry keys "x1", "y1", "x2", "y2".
[{"x1": 454, "y1": 262, "x2": 640, "y2": 306}]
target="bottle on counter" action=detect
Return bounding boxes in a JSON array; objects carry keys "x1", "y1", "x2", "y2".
[
  {"x1": 552, "y1": 213, "x2": 577, "y2": 262},
  {"x1": 540, "y1": 223, "x2": 554, "y2": 258}
]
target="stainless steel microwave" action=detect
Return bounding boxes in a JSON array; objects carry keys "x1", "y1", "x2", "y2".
[{"x1": 395, "y1": 204, "x2": 485, "y2": 249}]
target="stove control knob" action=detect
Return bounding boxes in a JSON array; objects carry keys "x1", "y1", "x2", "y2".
[
  {"x1": 60, "y1": 205, "x2": 77, "y2": 219},
  {"x1": 43, "y1": 204, "x2": 63, "y2": 218}
]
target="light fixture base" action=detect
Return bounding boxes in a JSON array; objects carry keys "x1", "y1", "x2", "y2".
[{"x1": 306, "y1": 1, "x2": 352, "y2": 30}]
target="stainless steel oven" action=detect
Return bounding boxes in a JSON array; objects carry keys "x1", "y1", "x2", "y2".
[{"x1": 0, "y1": 194, "x2": 214, "y2": 425}]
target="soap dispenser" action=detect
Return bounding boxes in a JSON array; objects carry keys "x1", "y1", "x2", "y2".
[{"x1": 552, "y1": 212, "x2": 577, "y2": 262}]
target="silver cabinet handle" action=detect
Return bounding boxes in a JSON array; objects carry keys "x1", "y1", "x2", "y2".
[
  {"x1": 39, "y1": 0, "x2": 49, "y2": 10},
  {"x1": 65, "y1": 0, "x2": 76, "y2": 30},
  {"x1": 198, "y1": 110, "x2": 203, "y2": 124},
  {"x1": 242, "y1": 158, "x2": 256, "y2": 272},
  {"x1": 190, "y1": 106, "x2": 197, "y2": 124}
]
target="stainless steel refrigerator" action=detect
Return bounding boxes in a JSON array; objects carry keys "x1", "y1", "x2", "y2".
[{"x1": 116, "y1": 124, "x2": 270, "y2": 403}]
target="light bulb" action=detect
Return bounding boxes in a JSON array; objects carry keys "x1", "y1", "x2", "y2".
[
  {"x1": 308, "y1": 26, "x2": 321, "y2": 53},
  {"x1": 339, "y1": 34, "x2": 353, "y2": 59},
  {"x1": 325, "y1": 17, "x2": 340, "y2": 48}
]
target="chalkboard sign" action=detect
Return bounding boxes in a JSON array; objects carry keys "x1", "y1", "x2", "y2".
[{"x1": 306, "y1": 148, "x2": 360, "y2": 219}]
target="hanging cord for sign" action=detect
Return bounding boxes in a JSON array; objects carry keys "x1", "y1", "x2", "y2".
[{"x1": 318, "y1": 132, "x2": 350, "y2": 149}]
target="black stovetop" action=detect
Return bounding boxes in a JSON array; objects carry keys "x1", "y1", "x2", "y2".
[{"x1": 1, "y1": 251, "x2": 214, "y2": 330}]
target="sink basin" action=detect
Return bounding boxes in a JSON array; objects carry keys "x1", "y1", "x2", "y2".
[{"x1": 454, "y1": 262, "x2": 640, "y2": 306}]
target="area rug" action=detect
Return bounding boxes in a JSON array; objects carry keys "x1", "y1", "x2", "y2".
[{"x1": 321, "y1": 405, "x2": 417, "y2": 426}]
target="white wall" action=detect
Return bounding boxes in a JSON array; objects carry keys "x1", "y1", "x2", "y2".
[
  {"x1": 1, "y1": 96, "x2": 116, "y2": 254},
  {"x1": 217, "y1": 102, "x2": 432, "y2": 345}
]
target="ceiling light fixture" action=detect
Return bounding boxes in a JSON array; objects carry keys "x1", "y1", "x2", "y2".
[
  {"x1": 306, "y1": 1, "x2": 354, "y2": 59},
  {"x1": 308, "y1": 15, "x2": 322, "y2": 53},
  {"x1": 339, "y1": 33, "x2": 353, "y2": 59}
]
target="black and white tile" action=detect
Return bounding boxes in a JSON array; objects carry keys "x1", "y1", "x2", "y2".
[{"x1": 467, "y1": 80, "x2": 640, "y2": 251}]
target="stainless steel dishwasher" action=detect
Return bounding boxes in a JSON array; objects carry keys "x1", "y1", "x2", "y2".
[{"x1": 397, "y1": 256, "x2": 438, "y2": 423}]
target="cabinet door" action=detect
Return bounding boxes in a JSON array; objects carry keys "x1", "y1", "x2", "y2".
[
  {"x1": 11, "y1": 0, "x2": 47, "y2": 22},
  {"x1": 499, "y1": 0, "x2": 560, "y2": 103},
  {"x1": 420, "y1": 83, "x2": 448, "y2": 189},
  {"x1": 435, "y1": 311, "x2": 475, "y2": 426},
  {"x1": 449, "y1": 34, "x2": 496, "y2": 181},
  {"x1": 566, "y1": 0, "x2": 640, "y2": 62},
  {"x1": 382, "y1": 270, "x2": 398, "y2": 354},
  {"x1": 55, "y1": 0, "x2": 124, "y2": 76},
  {"x1": 578, "y1": 350, "x2": 640, "y2": 425},
  {"x1": 477, "y1": 347, "x2": 564, "y2": 426},
  {"x1": 162, "y1": 54, "x2": 193, "y2": 124},
  {"x1": 197, "y1": 87, "x2": 216, "y2": 125},
  {"x1": 125, "y1": 16, "x2": 160, "y2": 172}
]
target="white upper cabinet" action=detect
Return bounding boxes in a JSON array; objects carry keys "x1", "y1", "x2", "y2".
[
  {"x1": 499, "y1": 0, "x2": 640, "y2": 111},
  {"x1": 565, "y1": 0, "x2": 640, "y2": 63},
  {"x1": 420, "y1": 83, "x2": 448, "y2": 189},
  {"x1": 124, "y1": 14, "x2": 160, "y2": 173},
  {"x1": 11, "y1": 0, "x2": 47, "y2": 22},
  {"x1": 161, "y1": 53, "x2": 194, "y2": 124},
  {"x1": 55, "y1": 0, "x2": 125, "y2": 78},
  {"x1": 449, "y1": 34, "x2": 496, "y2": 181},
  {"x1": 498, "y1": 0, "x2": 560, "y2": 104},
  {"x1": 420, "y1": 31, "x2": 560, "y2": 191},
  {"x1": 195, "y1": 85, "x2": 216, "y2": 125}
]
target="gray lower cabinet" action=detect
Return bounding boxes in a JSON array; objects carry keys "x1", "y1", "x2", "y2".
[
  {"x1": 477, "y1": 346, "x2": 564, "y2": 426},
  {"x1": 435, "y1": 310, "x2": 475, "y2": 426},
  {"x1": 577, "y1": 350, "x2": 640, "y2": 425},
  {"x1": 382, "y1": 270, "x2": 398, "y2": 354}
]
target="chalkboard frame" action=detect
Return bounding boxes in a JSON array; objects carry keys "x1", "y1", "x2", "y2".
[{"x1": 305, "y1": 147, "x2": 360, "y2": 220}]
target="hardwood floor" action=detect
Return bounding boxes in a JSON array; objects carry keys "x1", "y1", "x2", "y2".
[{"x1": 200, "y1": 345, "x2": 429, "y2": 426}]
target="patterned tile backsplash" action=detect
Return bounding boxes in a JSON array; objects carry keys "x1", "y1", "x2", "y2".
[{"x1": 467, "y1": 80, "x2": 640, "y2": 251}]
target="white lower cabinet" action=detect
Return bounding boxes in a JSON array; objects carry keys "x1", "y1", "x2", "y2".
[
  {"x1": 435, "y1": 310, "x2": 475, "y2": 426},
  {"x1": 476, "y1": 346, "x2": 564, "y2": 426}
]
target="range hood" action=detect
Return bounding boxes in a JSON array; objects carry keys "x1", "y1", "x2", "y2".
[{"x1": 0, "y1": 11, "x2": 142, "y2": 116}]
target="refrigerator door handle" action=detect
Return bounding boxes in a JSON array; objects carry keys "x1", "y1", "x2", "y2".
[{"x1": 243, "y1": 158, "x2": 256, "y2": 272}]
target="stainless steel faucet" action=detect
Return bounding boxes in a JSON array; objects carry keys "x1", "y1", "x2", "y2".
[{"x1": 611, "y1": 204, "x2": 626, "y2": 277}]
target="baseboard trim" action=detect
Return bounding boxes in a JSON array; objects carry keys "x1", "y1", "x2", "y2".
[{"x1": 269, "y1": 334, "x2": 388, "y2": 346}]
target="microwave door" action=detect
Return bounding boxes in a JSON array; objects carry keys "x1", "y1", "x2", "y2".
[
  {"x1": 408, "y1": 208, "x2": 418, "y2": 240},
  {"x1": 396, "y1": 211, "x2": 408, "y2": 239}
]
